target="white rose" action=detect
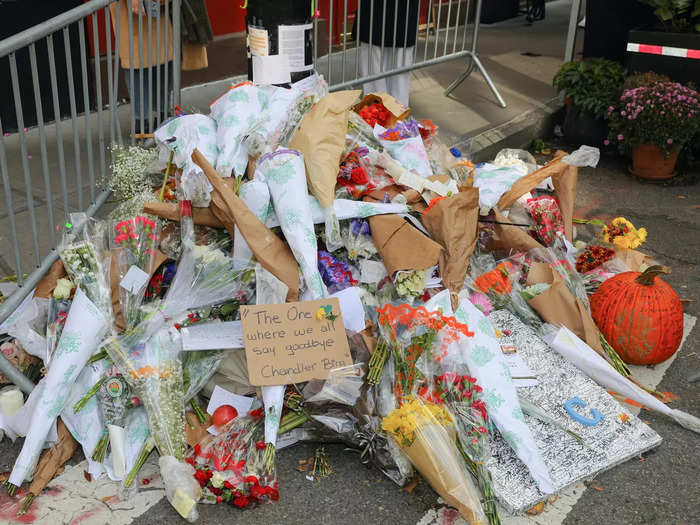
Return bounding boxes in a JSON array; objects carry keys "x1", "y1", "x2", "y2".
[
  {"x1": 210, "y1": 470, "x2": 226, "y2": 489},
  {"x1": 53, "y1": 278, "x2": 75, "y2": 300}
]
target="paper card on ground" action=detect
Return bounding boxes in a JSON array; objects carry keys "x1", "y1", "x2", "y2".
[
  {"x1": 241, "y1": 298, "x2": 353, "y2": 386},
  {"x1": 252, "y1": 54, "x2": 291, "y2": 85},
  {"x1": 181, "y1": 320, "x2": 244, "y2": 351},
  {"x1": 329, "y1": 287, "x2": 365, "y2": 333},
  {"x1": 119, "y1": 265, "x2": 150, "y2": 295},
  {"x1": 206, "y1": 385, "x2": 255, "y2": 435}
]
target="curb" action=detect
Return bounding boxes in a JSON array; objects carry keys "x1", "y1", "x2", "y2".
[{"x1": 452, "y1": 97, "x2": 562, "y2": 162}]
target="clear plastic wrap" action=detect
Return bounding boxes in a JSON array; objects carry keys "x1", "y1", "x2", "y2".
[
  {"x1": 110, "y1": 216, "x2": 161, "y2": 328},
  {"x1": 381, "y1": 397, "x2": 487, "y2": 524},
  {"x1": 464, "y1": 254, "x2": 542, "y2": 330},
  {"x1": 187, "y1": 407, "x2": 279, "y2": 509},
  {"x1": 160, "y1": 455, "x2": 201, "y2": 521}
]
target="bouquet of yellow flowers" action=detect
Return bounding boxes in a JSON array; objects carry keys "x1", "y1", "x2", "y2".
[
  {"x1": 601, "y1": 217, "x2": 647, "y2": 249},
  {"x1": 382, "y1": 397, "x2": 486, "y2": 525}
]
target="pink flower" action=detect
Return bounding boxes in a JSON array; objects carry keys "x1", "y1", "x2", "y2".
[
  {"x1": 603, "y1": 139, "x2": 610, "y2": 146},
  {"x1": 667, "y1": 138, "x2": 673, "y2": 144},
  {"x1": 617, "y1": 134, "x2": 624, "y2": 141}
]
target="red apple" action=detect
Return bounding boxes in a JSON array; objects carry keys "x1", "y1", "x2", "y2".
[{"x1": 212, "y1": 404, "x2": 238, "y2": 426}]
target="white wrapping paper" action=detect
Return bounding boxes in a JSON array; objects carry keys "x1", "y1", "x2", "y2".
[
  {"x1": 210, "y1": 82, "x2": 266, "y2": 177},
  {"x1": 547, "y1": 325, "x2": 700, "y2": 434},
  {"x1": 155, "y1": 115, "x2": 218, "y2": 206},
  {"x1": 255, "y1": 264, "x2": 290, "y2": 447},
  {"x1": 264, "y1": 197, "x2": 409, "y2": 228},
  {"x1": 259, "y1": 148, "x2": 327, "y2": 299},
  {"x1": 8, "y1": 287, "x2": 108, "y2": 486},
  {"x1": 233, "y1": 176, "x2": 272, "y2": 269},
  {"x1": 374, "y1": 125, "x2": 432, "y2": 178},
  {"x1": 443, "y1": 291, "x2": 555, "y2": 494}
]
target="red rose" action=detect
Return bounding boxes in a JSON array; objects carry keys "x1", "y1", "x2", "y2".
[
  {"x1": 244, "y1": 475, "x2": 259, "y2": 485},
  {"x1": 233, "y1": 496, "x2": 250, "y2": 508},
  {"x1": 255, "y1": 441, "x2": 267, "y2": 450},
  {"x1": 350, "y1": 166, "x2": 369, "y2": 185}
]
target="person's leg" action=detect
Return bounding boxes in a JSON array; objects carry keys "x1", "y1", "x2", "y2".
[
  {"x1": 385, "y1": 46, "x2": 414, "y2": 107},
  {"x1": 359, "y1": 42, "x2": 388, "y2": 95},
  {"x1": 124, "y1": 67, "x2": 144, "y2": 126}
]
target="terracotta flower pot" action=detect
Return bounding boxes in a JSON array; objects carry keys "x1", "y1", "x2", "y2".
[{"x1": 631, "y1": 144, "x2": 679, "y2": 180}]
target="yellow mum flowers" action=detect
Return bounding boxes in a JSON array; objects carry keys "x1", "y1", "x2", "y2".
[{"x1": 601, "y1": 217, "x2": 647, "y2": 249}]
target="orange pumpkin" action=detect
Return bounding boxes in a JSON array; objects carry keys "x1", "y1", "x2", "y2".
[{"x1": 590, "y1": 265, "x2": 683, "y2": 365}]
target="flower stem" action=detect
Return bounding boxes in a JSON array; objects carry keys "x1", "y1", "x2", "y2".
[
  {"x1": 92, "y1": 431, "x2": 109, "y2": 463},
  {"x1": 263, "y1": 443, "x2": 276, "y2": 472},
  {"x1": 87, "y1": 349, "x2": 109, "y2": 364},
  {"x1": 189, "y1": 398, "x2": 207, "y2": 425},
  {"x1": 17, "y1": 493, "x2": 35, "y2": 516},
  {"x1": 278, "y1": 411, "x2": 309, "y2": 435},
  {"x1": 158, "y1": 151, "x2": 174, "y2": 202},
  {"x1": 367, "y1": 338, "x2": 390, "y2": 386},
  {"x1": 7, "y1": 482, "x2": 18, "y2": 497},
  {"x1": 598, "y1": 329, "x2": 631, "y2": 377},
  {"x1": 73, "y1": 376, "x2": 107, "y2": 413},
  {"x1": 124, "y1": 437, "x2": 155, "y2": 488},
  {"x1": 457, "y1": 440, "x2": 501, "y2": 525}
]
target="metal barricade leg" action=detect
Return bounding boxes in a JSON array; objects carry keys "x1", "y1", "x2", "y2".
[{"x1": 443, "y1": 0, "x2": 506, "y2": 107}]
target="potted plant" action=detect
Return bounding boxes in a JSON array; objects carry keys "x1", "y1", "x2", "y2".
[
  {"x1": 627, "y1": 1, "x2": 700, "y2": 84},
  {"x1": 607, "y1": 81, "x2": 700, "y2": 179},
  {"x1": 553, "y1": 58, "x2": 626, "y2": 147}
]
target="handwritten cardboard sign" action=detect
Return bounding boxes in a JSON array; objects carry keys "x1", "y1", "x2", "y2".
[{"x1": 241, "y1": 298, "x2": 353, "y2": 386}]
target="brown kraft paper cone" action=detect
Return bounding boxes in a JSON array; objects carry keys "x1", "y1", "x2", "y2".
[
  {"x1": 290, "y1": 90, "x2": 362, "y2": 210},
  {"x1": 487, "y1": 209, "x2": 544, "y2": 253},
  {"x1": 369, "y1": 214, "x2": 442, "y2": 276},
  {"x1": 34, "y1": 260, "x2": 68, "y2": 299},
  {"x1": 143, "y1": 201, "x2": 225, "y2": 228},
  {"x1": 192, "y1": 149, "x2": 300, "y2": 301},
  {"x1": 28, "y1": 418, "x2": 79, "y2": 497},
  {"x1": 405, "y1": 425, "x2": 485, "y2": 524},
  {"x1": 526, "y1": 262, "x2": 603, "y2": 353},
  {"x1": 422, "y1": 189, "x2": 479, "y2": 309},
  {"x1": 352, "y1": 93, "x2": 410, "y2": 127},
  {"x1": 110, "y1": 247, "x2": 169, "y2": 332}
]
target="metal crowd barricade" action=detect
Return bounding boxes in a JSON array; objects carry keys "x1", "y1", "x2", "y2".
[
  {"x1": 0, "y1": 0, "x2": 181, "y2": 392},
  {"x1": 315, "y1": 0, "x2": 506, "y2": 107}
]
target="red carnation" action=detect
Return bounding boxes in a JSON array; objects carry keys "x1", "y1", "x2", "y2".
[{"x1": 233, "y1": 495, "x2": 250, "y2": 508}]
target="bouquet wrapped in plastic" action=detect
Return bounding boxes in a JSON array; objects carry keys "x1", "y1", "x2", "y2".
[
  {"x1": 465, "y1": 255, "x2": 542, "y2": 330},
  {"x1": 210, "y1": 81, "x2": 265, "y2": 178},
  {"x1": 45, "y1": 278, "x2": 74, "y2": 367},
  {"x1": 375, "y1": 119, "x2": 432, "y2": 178},
  {"x1": 110, "y1": 216, "x2": 161, "y2": 328},
  {"x1": 154, "y1": 114, "x2": 219, "y2": 207},
  {"x1": 7, "y1": 221, "x2": 113, "y2": 492},
  {"x1": 243, "y1": 86, "x2": 303, "y2": 157},
  {"x1": 382, "y1": 397, "x2": 487, "y2": 524},
  {"x1": 524, "y1": 196, "x2": 564, "y2": 247},
  {"x1": 187, "y1": 406, "x2": 279, "y2": 509}
]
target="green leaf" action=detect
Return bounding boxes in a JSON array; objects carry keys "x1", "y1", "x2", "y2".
[{"x1": 656, "y1": 7, "x2": 674, "y2": 20}]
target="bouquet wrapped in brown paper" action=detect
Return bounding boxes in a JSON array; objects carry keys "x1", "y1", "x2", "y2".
[
  {"x1": 422, "y1": 189, "x2": 479, "y2": 309},
  {"x1": 352, "y1": 92, "x2": 410, "y2": 128},
  {"x1": 191, "y1": 148, "x2": 300, "y2": 301},
  {"x1": 382, "y1": 398, "x2": 486, "y2": 524},
  {"x1": 496, "y1": 151, "x2": 578, "y2": 241},
  {"x1": 290, "y1": 90, "x2": 362, "y2": 249},
  {"x1": 368, "y1": 214, "x2": 442, "y2": 276},
  {"x1": 487, "y1": 209, "x2": 544, "y2": 253}
]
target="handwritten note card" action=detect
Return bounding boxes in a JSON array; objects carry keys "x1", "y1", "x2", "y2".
[{"x1": 241, "y1": 298, "x2": 353, "y2": 386}]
